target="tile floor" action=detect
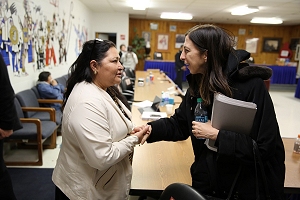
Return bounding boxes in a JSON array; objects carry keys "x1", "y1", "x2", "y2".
[{"x1": 6, "y1": 83, "x2": 300, "y2": 200}]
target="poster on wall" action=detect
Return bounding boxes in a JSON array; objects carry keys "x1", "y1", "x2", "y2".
[
  {"x1": 170, "y1": 25, "x2": 176, "y2": 32},
  {"x1": 157, "y1": 34, "x2": 169, "y2": 51},
  {"x1": 142, "y1": 32, "x2": 151, "y2": 44},
  {"x1": 175, "y1": 34, "x2": 185, "y2": 48},
  {"x1": 245, "y1": 38, "x2": 259, "y2": 53},
  {"x1": 289, "y1": 38, "x2": 300, "y2": 50}
]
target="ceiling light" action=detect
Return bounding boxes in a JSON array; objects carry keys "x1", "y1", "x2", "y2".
[
  {"x1": 160, "y1": 12, "x2": 193, "y2": 20},
  {"x1": 250, "y1": 17, "x2": 283, "y2": 24},
  {"x1": 133, "y1": 5, "x2": 146, "y2": 10},
  {"x1": 127, "y1": 0, "x2": 149, "y2": 10},
  {"x1": 231, "y1": 6, "x2": 259, "y2": 16}
]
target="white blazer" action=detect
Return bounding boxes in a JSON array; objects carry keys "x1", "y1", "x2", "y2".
[{"x1": 52, "y1": 81, "x2": 139, "y2": 200}]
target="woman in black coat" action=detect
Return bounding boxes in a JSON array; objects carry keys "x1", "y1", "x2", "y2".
[{"x1": 144, "y1": 24, "x2": 285, "y2": 199}]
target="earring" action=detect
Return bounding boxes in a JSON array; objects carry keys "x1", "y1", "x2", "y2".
[{"x1": 94, "y1": 71, "x2": 97, "y2": 75}]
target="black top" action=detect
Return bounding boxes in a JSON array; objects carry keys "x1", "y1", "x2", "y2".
[
  {"x1": 147, "y1": 50, "x2": 285, "y2": 199},
  {"x1": 174, "y1": 50, "x2": 184, "y2": 72}
]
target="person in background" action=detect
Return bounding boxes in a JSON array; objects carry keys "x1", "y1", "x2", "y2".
[
  {"x1": 119, "y1": 44, "x2": 127, "y2": 65},
  {"x1": 174, "y1": 44, "x2": 186, "y2": 90},
  {"x1": 0, "y1": 53, "x2": 22, "y2": 200},
  {"x1": 52, "y1": 39, "x2": 150, "y2": 200},
  {"x1": 142, "y1": 24, "x2": 285, "y2": 199},
  {"x1": 36, "y1": 71, "x2": 64, "y2": 111},
  {"x1": 120, "y1": 45, "x2": 138, "y2": 71}
]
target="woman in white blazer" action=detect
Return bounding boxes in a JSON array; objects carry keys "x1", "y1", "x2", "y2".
[{"x1": 52, "y1": 39, "x2": 150, "y2": 200}]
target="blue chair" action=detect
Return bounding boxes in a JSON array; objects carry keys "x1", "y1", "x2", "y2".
[
  {"x1": 55, "y1": 75, "x2": 68, "y2": 89},
  {"x1": 16, "y1": 89, "x2": 61, "y2": 148},
  {"x1": 3, "y1": 98, "x2": 57, "y2": 166},
  {"x1": 159, "y1": 183, "x2": 207, "y2": 200},
  {"x1": 17, "y1": 89, "x2": 63, "y2": 128}
]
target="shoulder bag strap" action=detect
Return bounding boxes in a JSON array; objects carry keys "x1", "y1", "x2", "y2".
[
  {"x1": 252, "y1": 140, "x2": 271, "y2": 200},
  {"x1": 226, "y1": 165, "x2": 241, "y2": 200}
]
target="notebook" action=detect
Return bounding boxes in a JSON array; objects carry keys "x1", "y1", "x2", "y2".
[{"x1": 205, "y1": 93, "x2": 257, "y2": 152}]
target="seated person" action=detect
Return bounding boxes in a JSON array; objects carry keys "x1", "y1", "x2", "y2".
[{"x1": 36, "y1": 71, "x2": 64, "y2": 111}]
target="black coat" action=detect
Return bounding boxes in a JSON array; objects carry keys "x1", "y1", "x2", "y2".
[
  {"x1": 0, "y1": 53, "x2": 21, "y2": 166},
  {"x1": 147, "y1": 50, "x2": 285, "y2": 199}
]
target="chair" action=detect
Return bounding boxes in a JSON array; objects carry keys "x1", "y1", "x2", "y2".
[
  {"x1": 154, "y1": 52, "x2": 163, "y2": 60},
  {"x1": 119, "y1": 76, "x2": 134, "y2": 106},
  {"x1": 55, "y1": 75, "x2": 68, "y2": 89},
  {"x1": 19, "y1": 88, "x2": 63, "y2": 127},
  {"x1": 16, "y1": 89, "x2": 61, "y2": 148},
  {"x1": 124, "y1": 68, "x2": 136, "y2": 86},
  {"x1": 3, "y1": 98, "x2": 57, "y2": 166},
  {"x1": 159, "y1": 183, "x2": 207, "y2": 200}
]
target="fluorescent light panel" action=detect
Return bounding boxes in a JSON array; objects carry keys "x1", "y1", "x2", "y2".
[
  {"x1": 160, "y1": 12, "x2": 193, "y2": 20},
  {"x1": 127, "y1": 0, "x2": 149, "y2": 10},
  {"x1": 231, "y1": 6, "x2": 259, "y2": 16},
  {"x1": 250, "y1": 17, "x2": 283, "y2": 24}
]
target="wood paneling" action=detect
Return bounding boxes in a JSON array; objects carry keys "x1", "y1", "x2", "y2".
[{"x1": 129, "y1": 19, "x2": 299, "y2": 71}]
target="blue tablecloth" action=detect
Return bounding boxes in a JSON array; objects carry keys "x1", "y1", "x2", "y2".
[
  {"x1": 267, "y1": 65, "x2": 297, "y2": 84},
  {"x1": 295, "y1": 80, "x2": 300, "y2": 99},
  {"x1": 144, "y1": 60, "x2": 190, "y2": 81},
  {"x1": 144, "y1": 62, "x2": 297, "y2": 85}
]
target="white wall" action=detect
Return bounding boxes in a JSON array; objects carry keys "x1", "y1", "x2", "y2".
[
  {"x1": 3, "y1": 0, "x2": 92, "y2": 93},
  {"x1": 3, "y1": 1, "x2": 129, "y2": 93},
  {"x1": 90, "y1": 12, "x2": 129, "y2": 51}
]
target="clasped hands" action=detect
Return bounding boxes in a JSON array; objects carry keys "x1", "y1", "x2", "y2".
[
  {"x1": 0, "y1": 128, "x2": 13, "y2": 139},
  {"x1": 130, "y1": 125, "x2": 151, "y2": 145},
  {"x1": 192, "y1": 120, "x2": 218, "y2": 140}
]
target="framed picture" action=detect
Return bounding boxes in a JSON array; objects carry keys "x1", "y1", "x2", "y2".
[
  {"x1": 150, "y1": 23, "x2": 158, "y2": 30},
  {"x1": 175, "y1": 34, "x2": 185, "y2": 48},
  {"x1": 262, "y1": 38, "x2": 282, "y2": 52},
  {"x1": 289, "y1": 38, "x2": 300, "y2": 50},
  {"x1": 157, "y1": 33, "x2": 169, "y2": 51},
  {"x1": 170, "y1": 25, "x2": 177, "y2": 32},
  {"x1": 245, "y1": 38, "x2": 259, "y2": 53},
  {"x1": 142, "y1": 31, "x2": 151, "y2": 43}
]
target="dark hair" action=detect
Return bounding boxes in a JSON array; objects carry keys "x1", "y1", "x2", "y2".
[
  {"x1": 186, "y1": 24, "x2": 235, "y2": 105},
  {"x1": 120, "y1": 44, "x2": 126, "y2": 50},
  {"x1": 38, "y1": 71, "x2": 51, "y2": 82},
  {"x1": 64, "y1": 39, "x2": 130, "y2": 109},
  {"x1": 127, "y1": 46, "x2": 133, "y2": 52}
]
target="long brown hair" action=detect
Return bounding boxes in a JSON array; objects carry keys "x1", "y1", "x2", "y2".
[{"x1": 186, "y1": 24, "x2": 235, "y2": 105}]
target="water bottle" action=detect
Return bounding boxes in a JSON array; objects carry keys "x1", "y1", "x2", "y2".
[
  {"x1": 194, "y1": 98, "x2": 208, "y2": 123},
  {"x1": 159, "y1": 91, "x2": 165, "y2": 106},
  {"x1": 145, "y1": 76, "x2": 150, "y2": 85},
  {"x1": 293, "y1": 134, "x2": 300, "y2": 154}
]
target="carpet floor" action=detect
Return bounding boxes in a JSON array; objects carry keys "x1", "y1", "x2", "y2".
[{"x1": 7, "y1": 168, "x2": 55, "y2": 200}]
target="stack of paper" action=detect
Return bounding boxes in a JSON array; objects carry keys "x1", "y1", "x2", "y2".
[
  {"x1": 141, "y1": 112, "x2": 167, "y2": 121},
  {"x1": 205, "y1": 93, "x2": 257, "y2": 152}
]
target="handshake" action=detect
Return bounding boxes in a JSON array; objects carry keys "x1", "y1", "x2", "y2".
[{"x1": 130, "y1": 125, "x2": 151, "y2": 145}]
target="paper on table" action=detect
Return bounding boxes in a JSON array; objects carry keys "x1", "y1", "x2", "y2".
[
  {"x1": 205, "y1": 93, "x2": 257, "y2": 152},
  {"x1": 141, "y1": 112, "x2": 167, "y2": 121},
  {"x1": 132, "y1": 100, "x2": 153, "y2": 108}
]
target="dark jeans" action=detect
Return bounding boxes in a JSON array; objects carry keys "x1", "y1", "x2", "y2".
[{"x1": 55, "y1": 186, "x2": 69, "y2": 200}]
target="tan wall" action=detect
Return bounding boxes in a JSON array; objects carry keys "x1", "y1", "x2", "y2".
[{"x1": 129, "y1": 19, "x2": 300, "y2": 71}]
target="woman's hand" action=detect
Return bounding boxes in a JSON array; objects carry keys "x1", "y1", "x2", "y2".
[
  {"x1": 51, "y1": 79, "x2": 58, "y2": 86},
  {"x1": 192, "y1": 120, "x2": 218, "y2": 140},
  {"x1": 0, "y1": 128, "x2": 13, "y2": 139},
  {"x1": 131, "y1": 125, "x2": 151, "y2": 144}
]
